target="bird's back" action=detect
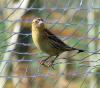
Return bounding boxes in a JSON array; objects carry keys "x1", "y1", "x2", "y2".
[{"x1": 32, "y1": 18, "x2": 84, "y2": 56}]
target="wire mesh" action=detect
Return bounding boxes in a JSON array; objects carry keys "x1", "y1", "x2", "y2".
[{"x1": 0, "y1": 0, "x2": 100, "y2": 88}]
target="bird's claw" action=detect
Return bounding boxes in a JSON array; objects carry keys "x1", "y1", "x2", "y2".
[
  {"x1": 39, "y1": 60, "x2": 45, "y2": 65},
  {"x1": 47, "y1": 62, "x2": 55, "y2": 70},
  {"x1": 39, "y1": 60, "x2": 55, "y2": 69},
  {"x1": 39, "y1": 60, "x2": 48, "y2": 67}
]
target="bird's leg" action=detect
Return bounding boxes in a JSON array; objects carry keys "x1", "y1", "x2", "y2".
[
  {"x1": 40, "y1": 56, "x2": 51, "y2": 66},
  {"x1": 48, "y1": 55, "x2": 59, "y2": 68}
]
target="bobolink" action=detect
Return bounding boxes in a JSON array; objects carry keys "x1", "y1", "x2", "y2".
[{"x1": 31, "y1": 17, "x2": 84, "y2": 67}]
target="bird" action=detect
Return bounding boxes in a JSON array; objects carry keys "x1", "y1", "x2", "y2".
[{"x1": 31, "y1": 17, "x2": 85, "y2": 67}]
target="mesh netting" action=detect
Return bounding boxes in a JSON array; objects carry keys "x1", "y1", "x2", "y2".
[{"x1": 0, "y1": 0, "x2": 100, "y2": 88}]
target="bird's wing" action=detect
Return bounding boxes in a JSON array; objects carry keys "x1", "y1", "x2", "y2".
[{"x1": 44, "y1": 29, "x2": 73, "y2": 51}]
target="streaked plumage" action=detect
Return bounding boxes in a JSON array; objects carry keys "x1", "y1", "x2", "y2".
[{"x1": 32, "y1": 17, "x2": 84, "y2": 67}]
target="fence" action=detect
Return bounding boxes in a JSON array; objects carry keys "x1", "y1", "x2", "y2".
[{"x1": 0, "y1": 0, "x2": 100, "y2": 88}]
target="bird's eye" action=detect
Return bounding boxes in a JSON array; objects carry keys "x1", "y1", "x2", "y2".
[
  {"x1": 37, "y1": 18, "x2": 41, "y2": 20},
  {"x1": 35, "y1": 20, "x2": 39, "y2": 23},
  {"x1": 38, "y1": 18, "x2": 43, "y2": 21},
  {"x1": 40, "y1": 19, "x2": 43, "y2": 21}
]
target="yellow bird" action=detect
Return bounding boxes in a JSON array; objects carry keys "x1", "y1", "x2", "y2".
[{"x1": 31, "y1": 17, "x2": 84, "y2": 67}]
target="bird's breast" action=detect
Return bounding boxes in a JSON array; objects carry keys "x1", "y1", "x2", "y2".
[
  {"x1": 32, "y1": 30, "x2": 42, "y2": 49},
  {"x1": 32, "y1": 30, "x2": 61, "y2": 55}
]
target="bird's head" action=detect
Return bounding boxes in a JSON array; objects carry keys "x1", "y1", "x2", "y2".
[{"x1": 32, "y1": 18, "x2": 45, "y2": 29}]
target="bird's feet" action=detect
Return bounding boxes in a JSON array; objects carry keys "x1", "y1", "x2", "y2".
[
  {"x1": 39, "y1": 59, "x2": 45, "y2": 65},
  {"x1": 39, "y1": 59, "x2": 55, "y2": 69},
  {"x1": 39, "y1": 59, "x2": 48, "y2": 67},
  {"x1": 47, "y1": 61, "x2": 55, "y2": 69}
]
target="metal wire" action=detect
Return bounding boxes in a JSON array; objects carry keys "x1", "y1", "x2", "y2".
[{"x1": 0, "y1": 0, "x2": 100, "y2": 88}]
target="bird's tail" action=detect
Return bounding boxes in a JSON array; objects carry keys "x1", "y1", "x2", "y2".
[
  {"x1": 78, "y1": 49, "x2": 85, "y2": 53},
  {"x1": 71, "y1": 47, "x2": 85, "y2": 53}
]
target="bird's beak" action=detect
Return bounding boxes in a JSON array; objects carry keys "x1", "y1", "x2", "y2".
[{"x1": 38, "y1": 21, "x2": 44, "y2": 25}]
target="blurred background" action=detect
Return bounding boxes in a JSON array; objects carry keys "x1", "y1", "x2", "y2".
[{"x1": 0, "y1": 0, "x2": 100, "y2": 88}]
